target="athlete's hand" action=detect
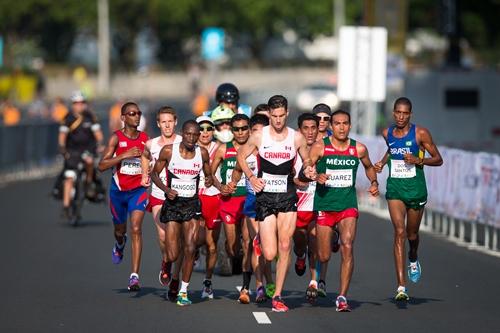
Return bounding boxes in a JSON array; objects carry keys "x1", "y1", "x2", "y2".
[
  {"x1": 123, "y1": 147, "x2": 142, "y2": 159},
  {"x1": 403, "y1": 153, "x2": 419, "y2": 165},
  {"x1": 367, "y1": 183, "x2": 379, "y2": 197},
  {"x1": 141, "y1": 174, "x2": 151, "y2": 187},
  {"x1": 374, "y1": 161, "x2": 385, "y2": 173},
  {"x1": 204, "y1": 175, "x2": 214, "y2": 188},
  {"x1": 303, "y1": 165, "x2": 317, "y2": 180},
  {"x1": 250, "y1": 176, "x2": 265, "y2": 193},
  {"x1": 221, "y1": 182, "x2": 236, "y2": 196},
  {"x1": 294, "y1": 179, "x2": 309, "y2": 191},
  {"x1": 316, "y1": 173, "x2": 328, "y2": 185},
  {"x1": 165, "y1": 188, "x2": 178, "y2": 200}
]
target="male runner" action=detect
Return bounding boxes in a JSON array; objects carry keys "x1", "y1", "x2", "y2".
[
  {"x1": 98, "y1": 102, "x2": 149, "y2": 291},
  {"x1": 374, "y1": 97, "x2": 443, "y2": 301},
  {"x1": 151, "y1": 120, "x2": 213, "y2": 306},
  {"x1": 140, "y1": 106, "x2": 182, "y2": 287},
  {"x1": 313, "y1": 103, "x2": 332, "y2": 140},
  {"x1": 305, "y1": 109, "x2": 379, "y2": 312},
  {"x1": 292, "y1": 112, "x2": 327, "y2": 302},
  {"x1": 196, "y1": 115, "x2": 222, "y2": 299},
  {"x1": 212, "y1": 114, "x2": 253, "y2": 303},
  {"x1": 237, "y1": 95, "x2": 310, "y2": 312}
]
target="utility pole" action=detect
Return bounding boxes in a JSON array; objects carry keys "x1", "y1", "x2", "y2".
[{"x1": 98, "y1": 0, "x2": 110, "y2": 95}]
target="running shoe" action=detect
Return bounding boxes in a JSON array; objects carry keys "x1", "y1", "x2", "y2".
[
  {"x1": 176, "y1": 292, "x2": 192, "y2": 306},
  {"x1": 408, "y1": 260, "x2": 422, "y2": 283},
  {"x1": 335, "y1": 295, "x2": 351, "y2": 312},
  {"x1": 294, "y1": 254, "x2": 306, "y2": 276},
  {"x1": 128, "y1": 273, "x2": 140, "y2": 292},
  {"x1": 159, "y1": 261, "x2": 171, "y2": 286},
  {"x1": 332, "y1": 229, "x2": 340, "y2": 253},
  {"x1": 318, "y1": 280, "x2": 327, "y2": 297},
  {"x1": 255, "y1": 286, "x2": 266, "y2": 303},
  {"x1": 201, "y1": 279, "x2": 214, "y2": 299},
  {"x1": 238, "y1": 288, "x2": 250, "y2": 304},
  {"x1": 168, "y1": 279, "x2": 180, "y2": 301},
  {"x1": 306, "y1": 282, "x2": 318, "y2": 302},
  {"x1": 253, "y1": 234, "x2": 262, "y2": 257},
  {"x1": 272, "y1": 296, "x2": 289, "y2": 312},
  {"x1": 265, "y1": 283, "x2": 276, "y2": 299},
  {"x1": 111, "y1": 235, "x2": 127, "y2": 265},
  {"x1": 394, "y1": 286, "x2": 410, "y2": 301}
]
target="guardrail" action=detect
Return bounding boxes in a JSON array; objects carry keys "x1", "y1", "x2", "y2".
[{"x1": 355, "y1": 134, "x2": 500, "y2": 256}]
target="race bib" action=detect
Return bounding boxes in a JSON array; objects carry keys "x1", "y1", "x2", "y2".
[
  {"x1": 226, "y1": 169, "x2": 245, "y2": 187},
  {"x1": 262, "y1": 172, "x2": 288, "y2": 193},
  {"x1": 120, "y1": 158, "x2": 141, "y2": 175},
  {"x1": 390, "y1": 160, "x2": 416, "y2": 178},
  {"x1": 325, "y1": 169, "x2": 353, "y2": 188},
  {"x1": 171, "y1": 178, "x2": 197, "y2": 198}
]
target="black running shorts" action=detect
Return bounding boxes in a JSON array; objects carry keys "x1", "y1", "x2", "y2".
[
  {"x1": 160, "y1": 196, "x2": 202, "y2": 223},
  {"x1": 255, "y1": 191, "x2": 297, "y2": 222}
]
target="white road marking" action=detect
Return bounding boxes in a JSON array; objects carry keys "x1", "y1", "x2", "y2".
[{"x1": 253, "y1": 312, "x2": 272, "y2": 324}]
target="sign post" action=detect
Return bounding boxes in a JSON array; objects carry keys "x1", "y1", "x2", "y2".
[{"x1": 337, "y1": 26, "x2": 387, "y2": 136}]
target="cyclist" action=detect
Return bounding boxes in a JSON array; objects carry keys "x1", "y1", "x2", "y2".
[{"x1": 58, "y1": 91, "x2": 104, "y2": 219}]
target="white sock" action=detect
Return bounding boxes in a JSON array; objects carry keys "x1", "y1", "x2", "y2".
[
  {"x1": 180, "y1": 281, "x2": 189, "y2": 293},
  {"x1": 130, "y1": 272, "x2": 139, "y2": 279},
  {"x1": 309, "y1": 280, "x2": 317, "y2": 287},
  {"x1": 397, "y1": 285, "x2": 406, "y2": 292}
]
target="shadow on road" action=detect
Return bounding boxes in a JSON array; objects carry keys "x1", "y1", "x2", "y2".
[{"x1": 388, "y1": 296, "x2": 443, "y2": 309}]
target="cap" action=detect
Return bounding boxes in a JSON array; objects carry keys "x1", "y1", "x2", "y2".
[
  {"x1": 196, "y1": 115, "x2": 214, "y2": 125},
  {"x1": 210, "y1": 105, "x2": 235, "y2": 125},
  {"x1": 70, "y1": 90, "x2": 86, "y2": 103},
  {"x1": 312, "y1": 103, "x2": 331, "y2": 116}
]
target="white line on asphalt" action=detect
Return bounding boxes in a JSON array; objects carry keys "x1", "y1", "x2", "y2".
[{"x1": 253, "y1": 312, "x2": 272, "y2": 324}]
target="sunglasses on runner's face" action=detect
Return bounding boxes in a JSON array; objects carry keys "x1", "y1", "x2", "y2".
[
  {"x1": 232, "y1": 125, "x2": 249, "y2": 132},
  {"x1": 318, "y1": 116, "x2": 330, "y2": 121},
  {"x1": 123, "y1": 111, "x2": 142, "y2": 117},
  {"x1": 200, "y1": 125, "x2": 214, "y2": 132}
]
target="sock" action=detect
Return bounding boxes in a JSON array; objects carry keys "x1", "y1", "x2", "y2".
[
  {"x1": 309, "y1": 280, "x2": 317, "y2": 288},
  {"x1": 397, "y1": 285, "x2": 406, "y2": 293},
  {"x1": 242, "y1": 271, "x2": 252, "y2": 290},
  {"x1": 116, "y1": 239, "x2": 126, "y2": 249},
  {"x1": 130, "y1": 272, "x2": 139, "y2": 279},
  {"x1": 180, "y1": 281, "x2": 189, "y2": 293}
]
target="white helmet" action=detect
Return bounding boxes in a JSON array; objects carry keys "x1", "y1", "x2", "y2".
[{"x1": 70, "y1": 90, "x2": 86, "y2": 103}]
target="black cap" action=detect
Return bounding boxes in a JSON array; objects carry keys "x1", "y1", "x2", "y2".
[{"x1": 312, "y1": 103, "x2": 331, "y2": 116}]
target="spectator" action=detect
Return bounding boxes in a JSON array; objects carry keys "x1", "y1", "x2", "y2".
[
  {"x1": 51, "y1": 97, "x2": 69, "y2": 123},
  {"x1": 1, "y1": 99, "x2": 21, "y2": 126}
]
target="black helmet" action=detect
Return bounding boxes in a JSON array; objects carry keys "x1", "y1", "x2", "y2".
[{"x1": 215, "y1": 83, "x2": 239, "y2": 104}]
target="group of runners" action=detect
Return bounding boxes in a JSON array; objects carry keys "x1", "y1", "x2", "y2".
[{"x1": 94, "y1": 83, "x2": 443, "y2": 312}]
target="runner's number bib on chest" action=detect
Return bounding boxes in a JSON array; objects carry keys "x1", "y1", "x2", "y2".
[
  {"x1": 120, "y1": 158, "x2": 142, "y2": 175},
  {"x1": 325, "y1": 169, "x2": 353, "y2": 188},
  {"x1": 171, "y1": 178, "x2": 197, "y2": 197},
  {"x1": 262, "y1": 172, "x2": 287, "y2": 193},
  {"x1": 390, "y1": 160, "x2": 416, "y2": 178}
]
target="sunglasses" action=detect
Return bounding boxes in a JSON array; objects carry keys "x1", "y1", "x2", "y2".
[
  {"x1": 200, "y1": 125, "x2": 214, "y2": 132},
  {"x1": 123, "y1": 111, "x2": 142, "y2": 117},
  {"x1": 319, "y1": 116, "x2": 330, "y2": 121},
  {"x1": 232, "y1": 125, "x2": 249, "y2": 132}
]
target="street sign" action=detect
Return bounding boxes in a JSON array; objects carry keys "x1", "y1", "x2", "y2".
[
  {"x1": 337, "y1": 26, "x2": 387, "y2": 102},
  {"x1": 202, "y1": 27, "x2": 225, "y2": 61}
]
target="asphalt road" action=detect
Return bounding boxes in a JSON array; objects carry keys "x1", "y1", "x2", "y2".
[{"x1": 2, "y1": 176, "x2": 500, "y2": 333}]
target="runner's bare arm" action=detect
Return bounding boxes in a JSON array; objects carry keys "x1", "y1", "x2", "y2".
[
  {"x1": 98, "y1": 134, "x2": 142, "y2": 171},
  {"x1": 299, "y1": 140, "x2": 324, "y2": 182},
  {"x1": 237, "y1": 132, "x2": 265, "y2": 192},
  {"x1": 140, "y1": 140, "x2": 153, "y2": 187},
  {"x1": 152, "y1": 145, "x2": 176, "y2": 198},
  {"x1": 201, "y1": 147, "x2": 213, "y2": 188},
  {"x1": 210, "y1": 144, "x2": 226, "y2": 192},
  {"x1": 357, "y1": 142, "x2": 379, "y2": 197},
  {"x1": 415, "y1": 127, "x2": 443, "y2": 167}
]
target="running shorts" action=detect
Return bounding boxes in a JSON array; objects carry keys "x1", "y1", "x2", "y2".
[
  {"x1": 255, "y1": 192, "x2": 297, "y2": 222},
  {"x1": 146, "y1": 194, "x2": 164, "y2": 212},
  {"x1": 296, "y1": 211, "x2": 315, "y2": 228},
  {"x1": 200, "y1": 194, "x2": 221, "y2": 229},
  {"x1": 109, "y1": 185, "x2": 148, "y2": 225},
  {"x1": 160, "y1": 196, "x2": 202, "y2": 223},
  {"x1": 243, "y1": 192, "x2": 256, "y2": 218},
  {"x1": 316, "y1": 208, "x2": 359, "y2": 228},
  {"x1": 219, "y1": 195, "x2": 246, "y2": 225}
]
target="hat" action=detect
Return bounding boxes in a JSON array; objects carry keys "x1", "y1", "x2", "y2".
[
  {"x1": 312, "y1": 103, "x2": 331, "y2": 116},
  {"x1": 210, "y1": 105, "x2": 235, "y2": 125},
  {"x1": 196, "y1": 115, "x2": 214, "y2": 125},
  {"x1": 70, "y1": 90, "x2": 86, "y2": 103}
]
